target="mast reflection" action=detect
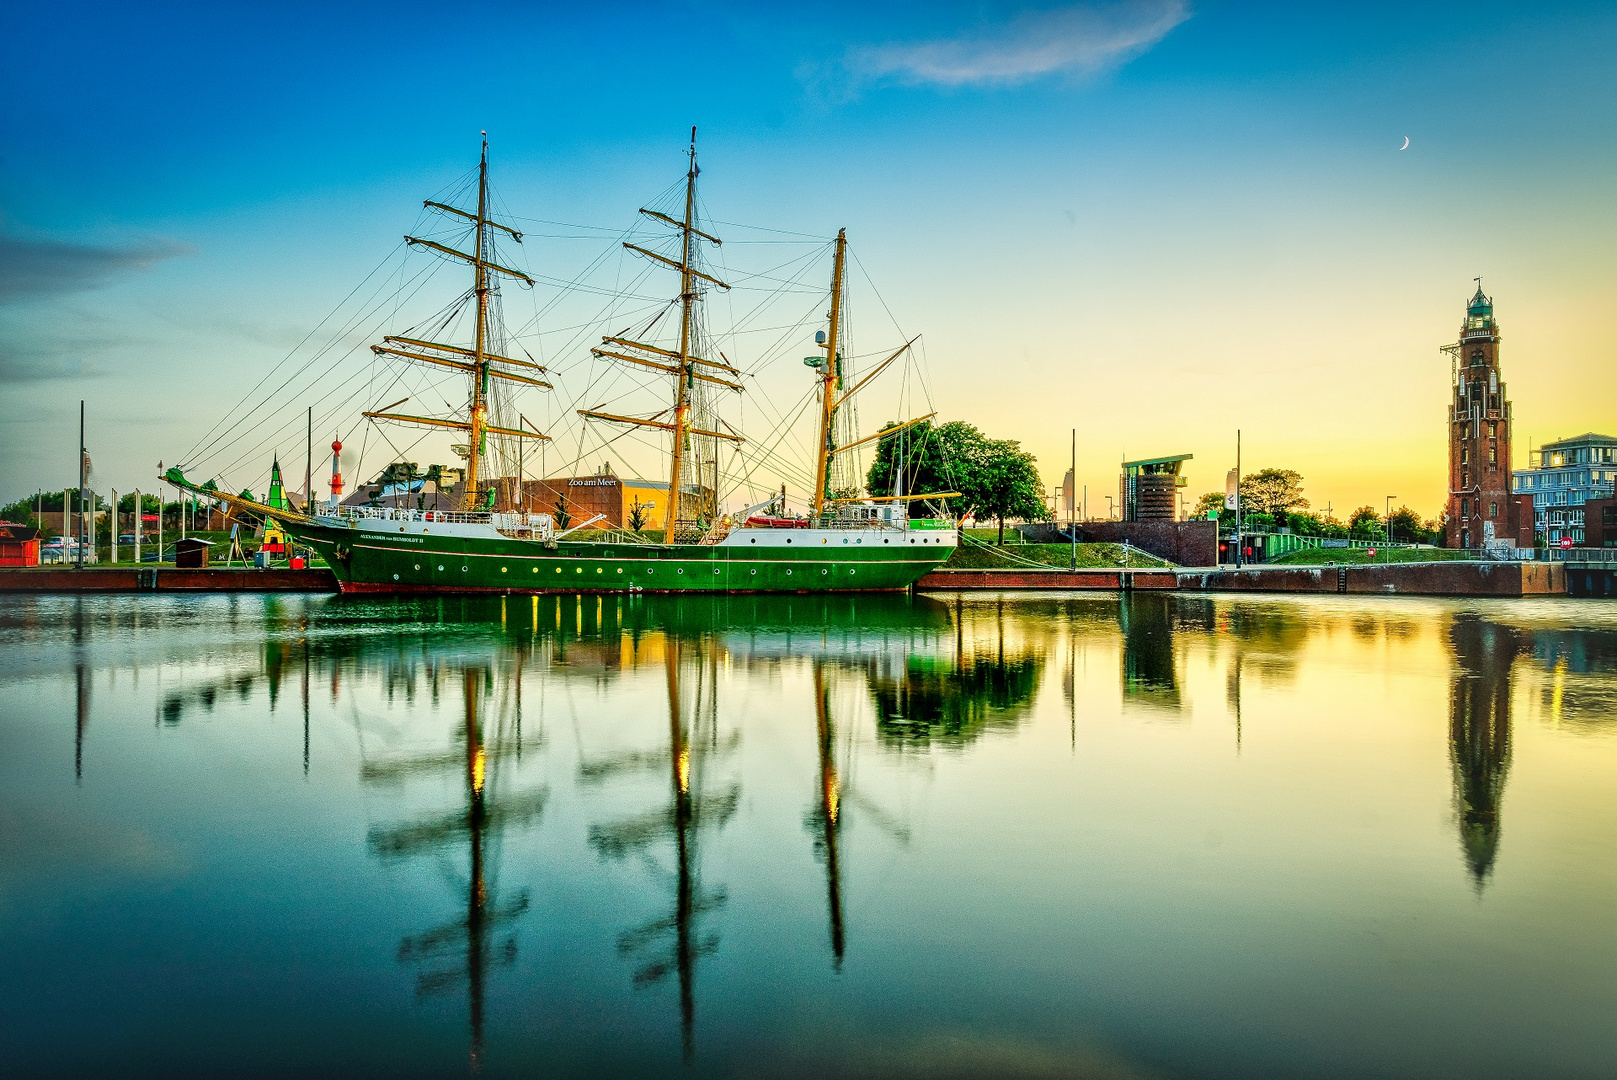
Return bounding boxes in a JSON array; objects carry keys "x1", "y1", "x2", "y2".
[
  {"x1": 587, "y1": 634, "x2": 735, "y2": 1062},
  {"x1": 366, "y1": 661, "x2": 544, "y2": 1070},
  {"x1": 1447, "y1": 615, "x2": 1520, "y2": 886},
  {"x1": 809, "y1": 662, "x2": 845, "y2": 967}
]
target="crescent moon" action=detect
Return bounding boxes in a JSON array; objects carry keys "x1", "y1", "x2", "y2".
[{"x1": 1398, "y1": 136, "x2": 1410, "y2": 151}]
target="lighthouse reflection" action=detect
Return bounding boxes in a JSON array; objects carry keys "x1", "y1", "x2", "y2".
[{"x1": 1446, "y1": 615, "x2": 1519, "y2": 886}]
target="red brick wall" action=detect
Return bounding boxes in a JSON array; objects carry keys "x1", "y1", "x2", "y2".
[{"x1": 1445, "y1": 310, "x2": 1515, "y2": 549}]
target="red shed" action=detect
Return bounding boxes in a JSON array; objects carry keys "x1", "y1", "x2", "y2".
[{"x1": 0, "y1": 522, "x2": 41, "y2": 567}]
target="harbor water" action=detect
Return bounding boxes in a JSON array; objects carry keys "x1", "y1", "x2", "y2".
[{"x1": 3, "y1": 591, "x2": 1616, "y2": 1078}]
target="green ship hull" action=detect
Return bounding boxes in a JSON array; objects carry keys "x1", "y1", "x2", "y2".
[{"x1": 289, "y1": 518, "x2": 954, "y2": 595}]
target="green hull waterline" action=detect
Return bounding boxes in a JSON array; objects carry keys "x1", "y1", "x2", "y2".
[{"x1": 287, "y1": 521, "x2": 951, "y2": 594}]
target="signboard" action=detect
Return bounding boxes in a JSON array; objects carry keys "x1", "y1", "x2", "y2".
[
  {"x1": 1321, "y1": 538, "x2": 1349, "y2": 548},
  {"x1": 1366, "y1": 548, "x2": 1377, "y2": 557},
  {"x1": 1224, "y1": 468, "x2": 1238, "y2": 511},
  {"x1": 1560, "y1": 536, "x2": 1575, "y2": 550}
]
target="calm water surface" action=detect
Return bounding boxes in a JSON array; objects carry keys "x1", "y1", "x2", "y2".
[{"x1": 3, "y1": 591, "x2": 1616, "y2": 1079}]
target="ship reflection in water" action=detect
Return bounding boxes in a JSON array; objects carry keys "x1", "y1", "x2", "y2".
[{"x1": 5, "y1": 591, "x2": 1617, "y2": 1078}]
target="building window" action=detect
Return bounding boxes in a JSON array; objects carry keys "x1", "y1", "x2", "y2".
[
  {"x1": 1489, "y1": 443, "x2": 1497, "y2": 467},
  {"x1": 1490, "y1": 502, "x2": 1497, "y2": 518},
  {"x1": 1461, "y1": 498, "x2": 1469, "y2": 517},
  {"x1": 1461, "y1": 446, "x2": 1469, "y2": 464},
  {"x1": 1489, "y1": 422, "x2": 1497, "y2": 437}
]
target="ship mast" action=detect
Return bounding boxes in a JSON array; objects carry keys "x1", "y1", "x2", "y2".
[
  {"x1": 811, "y1": 230, "x2": 847, "y2": 520},
  {"x1": 362, "y1": 133, "x2": 551, "y2": 511},
  {"x1": 467, "y1": 135, "x2": 492, "y2": 510},
  {"x1": 664, "y1": 132, "x2": 700, "y2": 537},
  {"x1": 577, "y1": 128, "x2": 743, "y2": 541}
]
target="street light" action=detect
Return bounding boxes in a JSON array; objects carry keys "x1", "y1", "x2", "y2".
[
  {"x1": 1385, "y1": 495, "x2": 1396, "y2": 547},
  {"x1": 1105, "y1": 495, "x2": 1116, "y2": 521}
]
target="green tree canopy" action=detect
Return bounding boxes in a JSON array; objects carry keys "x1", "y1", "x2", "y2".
[
  {"x1": 1348, "y1": 505, "x2": 1382, "y2": 535},
  {"x1": 866, "y1": 419, "x2": 1049, "y2": 541},
  {"x1": 1192, "y1": 492, "x2": 1225, "y2": 518},
  {"x1": 1239, "y1": 469, "x2": 1309, "y2": 517}
]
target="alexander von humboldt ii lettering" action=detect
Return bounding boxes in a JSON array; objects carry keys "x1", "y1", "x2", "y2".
[{"x1": 166, "y1": 130, "x2": 957, "y2": 593}]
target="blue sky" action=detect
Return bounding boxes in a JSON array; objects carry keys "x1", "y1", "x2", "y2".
[{"x1": 3, "y1": 1, "x2": 1614, "y2": 516}]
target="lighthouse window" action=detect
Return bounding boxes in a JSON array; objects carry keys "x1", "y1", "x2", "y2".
[
  {"x1": 1461, "y1": 499, "x2": 1469, "y2": 517},
  {"x1": 1461, "y1": 447, "x2": 1469, "y2": 464},
  {"x1": 1490, "y1": 502, "x2": 1498, "y2": 518}
]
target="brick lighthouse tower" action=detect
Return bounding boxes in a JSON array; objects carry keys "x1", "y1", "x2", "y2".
[{"x1": 1443, "y1": 283, "x2": 1527, "y2": 550}]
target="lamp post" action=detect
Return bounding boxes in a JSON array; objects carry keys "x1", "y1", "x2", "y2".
[{"x1": 1385, "y1": 495, "x2": 1396, "y2": 549}]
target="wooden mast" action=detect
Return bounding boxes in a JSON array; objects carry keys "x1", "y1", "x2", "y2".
[
  {"x1": 360, "y1": 136, "x2": 549, "y2": 507},
  {"x1": 662, "y1": 128, "x2": 700, "y2": 539},
  {"x1": 465, "y1": 133, "x2": 491, "y2": 510},
  {"x1": 811, "y1": 229, "x2": 847, "y2": 520}
]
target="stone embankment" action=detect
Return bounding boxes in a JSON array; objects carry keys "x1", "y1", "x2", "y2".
[
  {"x1": 918, "y1": 560, "x2": 1566, "y2": 597},
  {"x1": 0, "y1": 567, "x2": 339, "y2": 592}
]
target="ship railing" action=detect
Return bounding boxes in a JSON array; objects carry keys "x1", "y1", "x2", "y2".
[{"x1": 336, "y1": 506, "x2": 493, "y2": 526}]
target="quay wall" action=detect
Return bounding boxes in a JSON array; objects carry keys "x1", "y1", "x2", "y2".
[
  {"x1": 916, "y1": 568, "x2": 1178, "y2": 591},
  {"x1": 0, "y1": 567, "x2": 339, "y2": 593},
  {"x1": 1173, "y1": 561, "x2": 1564, "y2": 596}
]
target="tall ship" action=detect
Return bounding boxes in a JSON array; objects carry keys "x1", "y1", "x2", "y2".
[{"x1": 167, "y1": 132, "x2": 956, "y2": 593}]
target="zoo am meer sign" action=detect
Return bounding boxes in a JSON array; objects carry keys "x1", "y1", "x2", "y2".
[{"x1": 1320, "y1": 538, "x2": 1350, "y2": 548}]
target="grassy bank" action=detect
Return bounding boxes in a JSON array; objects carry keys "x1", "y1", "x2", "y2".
[
  {"x1": 1269, "y1": 546, "x2": 1474, "y2": 566},
  {"x1": 942, "y1": 542, "x2": 1169, "y2": 570}
]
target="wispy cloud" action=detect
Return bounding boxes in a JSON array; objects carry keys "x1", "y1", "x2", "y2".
[
  {"x1": 840, "y1": 1, "x2": 1190, "y2": 91},
  {"x1": 0, "y1": 233, "x2": 189, "y2": 303}
]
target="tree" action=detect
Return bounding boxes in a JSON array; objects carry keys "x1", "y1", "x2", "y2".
[
  {"x1": 1348, "y1": 505, "x2": 1382, "y2": 536},
  {"x1": 1239, "y1": 469, "x2": 1309, "y2": 518},
  {"x1": 866, "y1": 418, "x2": 1048, "y2": 541},
  {"x1": 960, "y1": 436, "x2": 1049, "y2": 544},
  {"x1": 552, "y1": 493, "x2": 572, "y2": 531},
  {"x1": 1192, "y1": 492, "x2": 1225, "y2": 519},
  {"x1": 1387, "y1": 505, "x2": 1424, "y2": 544},
  {"x1": 627, "y1": 497, "x2": 649, "y2": 533},
  {"x1": 866, "y1": 419, "x2": 976, "y2": 518}
]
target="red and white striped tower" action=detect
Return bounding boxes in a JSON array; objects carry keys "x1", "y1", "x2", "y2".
[{"x1": 328, "y1": 439, "x2": 344, "y2": 508}]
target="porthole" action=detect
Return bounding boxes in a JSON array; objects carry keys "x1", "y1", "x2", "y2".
[
  {"x1": 596, "y1": 567, "x2": 603, "y2": 574},
  {"x1": 786, "y1": 569, "x2": 792, "y2": 576},
  {"x1": 821, "y1": 568, "x2": 828, "y2": 575},
  {"x1": 555, "y1": 567, "x2": 562, "y2": 574},
  {"x1": 884, "y1": 539, "x2": 889, "y2": 544},
  {"x1": 575, "y1": 567, "x2": 582, "y2": 574},
  {"x1": 677, "y1": 568, "x2": 684, "y2": 575},
  {"x1": 532, "y1": 567, "x2": 538, "y2": 573},
  {"x1": 786, "y1": 538, "x2": 792, "y2": 544},
  {"x1": 750, "y1": 569, "x2": 757, "y2": 576},
  {"x1": 616, "y1": 567, "x2": 623, "y2": 574},
  {"x1": 713, "y1": 568, "x2": 720, "y2": 575},
  {"x1": 438, "y1": 565, "x2": 445, "y2": 571},
  {"x1": 850, "y1": 569, "x2": 856, "y2": 575},
  {"x1": 750, "y1": 538, "x2": 756, "y2": 544},
  {"x1": 501, "y1": 567, "x2": 507, "y2": 573},
  {"x1": 842, "y1": 538, "x2": 849, "y2": 544},
  {"x1": 392, "y1": 573, "x2": 399, "y2": 580},
  {"x1": 414, "y1": 564, "x2": 420, "y2": 570},
  {"x1": 821, "y1": 538, "x2": 828, "y2": 545},
  {"x1": 461, "y1": 566, "x2": 468, "y2": 573}
]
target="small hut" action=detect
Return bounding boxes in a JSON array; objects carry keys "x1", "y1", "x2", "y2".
[
  {"x1": 174, "y1": 536, "x2": 211, "y2": 569},
  {"x1": 0, "y1": 522, "x2": 42, "y2": 567}
]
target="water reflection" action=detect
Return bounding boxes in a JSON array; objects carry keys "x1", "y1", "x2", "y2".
[
  {"x1": 585, "y1": 635, "x2": 736, "y2": 1062},
  {"x1": 364, "y1": 659, "x2": 545, "y2": 1069},
  {"x1": 1447, "y1": 615, "x2": 1519, "y2": 886},
  {"x1": 11, "y1": 590, "x2": 1617, "y2": 1076}
]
